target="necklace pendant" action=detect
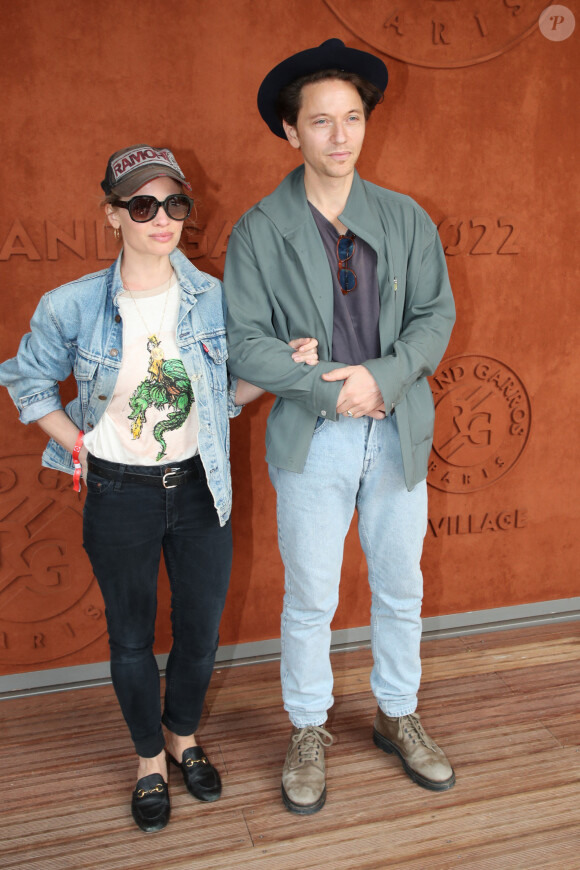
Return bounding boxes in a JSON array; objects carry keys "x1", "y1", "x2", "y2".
[{"x1": 123, "y1": 270, "x2": 173, "y2": 343}]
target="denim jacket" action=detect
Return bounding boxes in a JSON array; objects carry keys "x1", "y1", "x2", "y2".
[{"x1": 0, "y1": 249, "x2": 239, "y2": 525}]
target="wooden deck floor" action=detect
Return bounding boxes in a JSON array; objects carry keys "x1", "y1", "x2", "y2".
[{"x1": 1, "y1": 622, "x2": 579, "y2": 869}]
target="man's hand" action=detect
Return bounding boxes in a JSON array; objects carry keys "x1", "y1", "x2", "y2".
[
  {"x1": 289, "y1": 337, "x2": 319, "y2": 366},
  {"x1": 322, "y1": 365, "x2": 386, "y2": 418}
]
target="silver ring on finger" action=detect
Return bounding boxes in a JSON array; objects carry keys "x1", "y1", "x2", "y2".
[{"x1": 346, "y1": 410, "x2": 354, "y2": 417}]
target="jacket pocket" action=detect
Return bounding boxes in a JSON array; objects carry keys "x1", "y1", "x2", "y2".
[
  {"x1": 85, "y1": 467, "x2": 116, "y2": 495},
  {"x1": 199, "y1": 334, "x2": 228, "y2": 393},
  {"x1": 74, "y1": 350, "x2": 99, "y2": 414},
  {"x1": 406, "y1": 377, "x2": 435, "y2": 446}
]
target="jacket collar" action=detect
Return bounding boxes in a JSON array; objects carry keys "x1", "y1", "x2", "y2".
[
  {"x1": 340, "y1": 173, "x2": 384, "y2": 253},
  {"x1": 258, "y1": 165, "x2": 311, "y2": 236},
  {"x1": 256, "y1": 166, "x2": 338, "y2": 350},
  {"x1": 258, "y1": 165, "x2": 383, "y2": 252},
  {"x1": 105, "y1": 248, "x2": 217, "y2": 306}
]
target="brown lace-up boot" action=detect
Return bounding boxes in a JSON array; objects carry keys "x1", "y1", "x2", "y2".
[
  {"x1": 373, "y1": 709, "x2": 455, "y2": 791},
  {"x1": 281, "y1": 725, "x2": 334, "y2": 814}
]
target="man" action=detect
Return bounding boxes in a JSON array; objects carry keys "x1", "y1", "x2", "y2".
[{"x1": 224, "y1": 38, "x2": 456, "y2": 815}]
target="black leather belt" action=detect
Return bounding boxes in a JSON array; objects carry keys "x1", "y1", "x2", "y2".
[{"x1": 88, "y1": 456, "x2": 201, "y2": 489}]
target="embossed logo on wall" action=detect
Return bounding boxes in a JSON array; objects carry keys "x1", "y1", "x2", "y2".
[
  {"x1": 324, "y1": 0, "x2": 547, "y2": 68},
  {"x1": 0, "y1": 456, "x2": 106, "y2": 668},
  {"x1": 428, "y1": 355, "x2": 531, "y2": 492}
]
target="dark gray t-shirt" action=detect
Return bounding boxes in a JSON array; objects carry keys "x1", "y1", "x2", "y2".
[{"x1": 308, "y1": 202, "x2": 381, "y2": 365}]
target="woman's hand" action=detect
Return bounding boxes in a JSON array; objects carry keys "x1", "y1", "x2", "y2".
[
  {"x1": 36, "y1": 410, "x2": 90, "y2": 486},
  {"x1": 79, "y1": 443, "x2": 89, "y2": 480},
  {"x1": 289, "y1": 337, "x2": 319, "y2": 366}
]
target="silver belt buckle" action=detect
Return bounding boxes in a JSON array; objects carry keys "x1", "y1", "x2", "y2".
[{"x1": 162, "y1": 468, "x2": 180, "y2": 489}]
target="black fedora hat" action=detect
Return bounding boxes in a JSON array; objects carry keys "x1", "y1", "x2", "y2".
[{"x1": 257, "y1": 38, "x2": 388, "y2": 139}]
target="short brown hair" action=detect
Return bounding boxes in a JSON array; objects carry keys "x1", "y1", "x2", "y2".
[{"x1": 276, "y1": 69, "x2": 384, "y2": 130}]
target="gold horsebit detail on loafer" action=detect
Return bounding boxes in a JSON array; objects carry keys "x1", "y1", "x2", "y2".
[
  {"x1": 185, "y1": 757, "x2": 209, "y2": 767},
  {"x1": 136, "y1": 784, "x2": 165, "y2": 798}
]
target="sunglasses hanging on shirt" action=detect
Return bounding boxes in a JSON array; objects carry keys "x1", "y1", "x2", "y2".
[{"x1": 337, "y1": 232, "x2": 357, "y2": 294}]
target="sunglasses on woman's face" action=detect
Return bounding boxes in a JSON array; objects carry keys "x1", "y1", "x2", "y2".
[{"x1": 115, "y1": 194, "x2": 193, "y2": 223}]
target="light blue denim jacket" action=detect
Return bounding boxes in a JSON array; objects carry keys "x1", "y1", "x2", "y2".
[{"x1": 0, "y1": 249, "x2": 240, "y2": 525}]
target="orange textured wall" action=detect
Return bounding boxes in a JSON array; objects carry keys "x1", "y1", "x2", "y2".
[{"x1": 1, "y1": 1, "x2": 578, "y2": 676}]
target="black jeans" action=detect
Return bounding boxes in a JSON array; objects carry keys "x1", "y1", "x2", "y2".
[{"x1": 82, "y1": 455, "x2": 232, "y2": 757}]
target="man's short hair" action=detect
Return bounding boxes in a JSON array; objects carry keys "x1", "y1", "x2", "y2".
[{"x1": 276, "y1": 69, "x2": 384, "y2": 130}]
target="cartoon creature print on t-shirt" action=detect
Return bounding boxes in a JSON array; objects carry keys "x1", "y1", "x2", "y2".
[{"x1": 128, "y1": 335, "x2": 194, "y2": 461}]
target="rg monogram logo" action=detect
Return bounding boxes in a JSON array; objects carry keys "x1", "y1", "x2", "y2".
[
  {"x1": 0, "y1": 457, "x2": 106, "y2": 668},
  {"x1": 324, "y1": 0, "x2": 547, "y2": 69},
  {"x1": 428, "y1": 355, "x2": 531, "y2": 493}
]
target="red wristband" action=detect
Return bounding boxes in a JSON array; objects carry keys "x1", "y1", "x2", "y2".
[{"x1": 72, "y1": 430, "x2": 84, "y2": 492}]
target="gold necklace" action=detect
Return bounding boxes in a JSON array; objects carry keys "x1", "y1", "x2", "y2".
[{"x1": 122, "y1": 270, "x2": 174, "y2": 345}]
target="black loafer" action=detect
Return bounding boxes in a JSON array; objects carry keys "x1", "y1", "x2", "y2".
[
  {"x1": 167, "y1": 746, "x2": 222, "y2": 802},
  {"x1": 131, "y1": 773, "x2": 170, "y2": 832}
]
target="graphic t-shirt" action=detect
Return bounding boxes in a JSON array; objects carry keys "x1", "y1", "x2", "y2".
[{"x1": 84, "y1": 278, "x2": 199, "y2": 464}]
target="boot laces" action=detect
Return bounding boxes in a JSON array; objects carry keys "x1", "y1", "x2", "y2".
[
  {"x1": 292, "y1": 725, "x2": 334, "y2": 762},
  {"x1": 402, "y1": 714, "x2": 437, "y2": 751}
]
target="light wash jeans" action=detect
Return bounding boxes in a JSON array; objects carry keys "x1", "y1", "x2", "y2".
[{"x1": 268, "y1": 413, "x2": 427, "y2": 728}]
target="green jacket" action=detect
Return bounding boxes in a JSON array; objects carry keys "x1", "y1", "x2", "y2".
[{"x1": 224, "y1": 166, "x2": 455, "y2": 490}]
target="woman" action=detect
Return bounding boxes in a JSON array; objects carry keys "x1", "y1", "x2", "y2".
[{"x1": 0, "y1": 144, "x2": 318, "y2": 832}]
